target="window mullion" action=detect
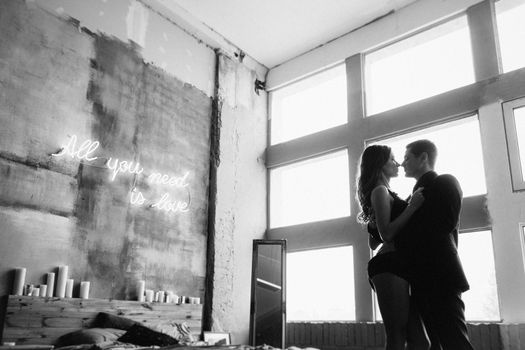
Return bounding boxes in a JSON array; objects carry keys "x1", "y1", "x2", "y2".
[
  {"x1": 467, "y1": 0, "x2": 502, "y2": 81},
  {"x1": 346, "y1": 53, "x2": 374, "y2": 322}
]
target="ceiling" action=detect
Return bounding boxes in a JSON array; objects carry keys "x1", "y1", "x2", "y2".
[{"x1": 153, "y1": 0, "x2": 418, "y2": 68}]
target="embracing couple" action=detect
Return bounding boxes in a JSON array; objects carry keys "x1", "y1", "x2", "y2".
[{"x1": 356, "y1": 140, "x2": 474, "y2": 350}]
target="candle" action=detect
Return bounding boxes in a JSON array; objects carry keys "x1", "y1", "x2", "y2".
[
  {"x1": 136, "y1": 280, "x2": 145, "y2": 302},
  {"x1": 145, "y1": 289, "x2": 154, "y2": 302},
  {"x1": 40, "y1": 285, "x2": 47, "y2": 297},
  {"x1": 12, "y1": 267, "x2": 26, "y2": 296},
  {"x1": 79, "y1": 281, "x2": 90, "y2": 299},
  {"x1": 32, "y1": 287, "x2": 40, "y2": 297},
  {"x1": 46, "y1": 273, "x2": 55, "y2": 297},
  {"x1": 55, "y1": 266, "x2": 68, "y2": 297},
  {"x1": 172, "y1": 294, "x2": 180, "y2": 304},
  {"x1": 25, "y1": 284, "x2": 34, "y2": 296},
  {"x1": 158, "y1": 291, "x2": 165, "y2": 303},
  {"x1": 165, "y1": 292, "x2": 172, "y2": 303},
  {"x1": 65, "y1": 279, "x2": 74, "y2": 298}
]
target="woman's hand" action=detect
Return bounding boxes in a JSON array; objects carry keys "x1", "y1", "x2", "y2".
[{"x1": 408, "y1": 187, "x2": 425, "y2": 210}]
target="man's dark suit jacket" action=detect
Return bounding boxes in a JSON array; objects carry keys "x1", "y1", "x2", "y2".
[{"x1": 397, "y1": 171, "x2": 470, "y2": 294}]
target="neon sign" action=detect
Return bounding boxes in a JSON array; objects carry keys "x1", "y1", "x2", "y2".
[
  {"x1": 151, "y1": 193, "x2": 189, "y2": 213},
  {"x1": 130, "y1": 188, "x2": 146, "y2": 205},
  {"x1": 53, "y1": 135, "x2": 190, "y2": 214},
  {"x1": 148, "y1": 171, "x2": 189, "y2": 187},
  {"x1": 52, "y1": 135, "x2": 99, "y2": 161},
  {"x1": 106, "y1": 158, "x2": 144, "y2": 181}
]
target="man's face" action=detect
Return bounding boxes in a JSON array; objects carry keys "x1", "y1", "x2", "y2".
[{"x1": 402, "y1": 149, "x2": 420, "y2": 178}]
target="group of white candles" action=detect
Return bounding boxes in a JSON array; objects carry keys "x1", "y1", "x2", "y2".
[
  {"x1": 13, "y1": 268, "x2": 200, "y2": 304},
  {"x1": 136, "y1": 280, "x2": 200, "y2": 304},
  {"x1": 12, "y1": 266, "x2": 91, "y2": 299}
]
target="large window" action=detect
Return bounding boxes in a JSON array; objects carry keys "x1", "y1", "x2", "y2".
[
  {"x1": 269, "y1": 150, "x2": 350, "y2": 228},
  {"x1": 287, "y1": 246, "x2": 355, "y2": 321},
  {"x1": 458, "y1": 230, "x2": 500, "y2": 321},
  {"x1": 270, "y1": 65, "x2": 347, "y2": 145},
  {"x1": 267, "y1": 0, "x2": 525, "y2": 324},
  {"x1": 370, "y1": 115, "x2": 487, "y2": 199},
  {"x1": 503, "y1": 97, "x2": 525, "y2": 191},
  {"x1": 364, "y1": 16, "x2": 475, "y2": 115},
  {"x1": 496, "y1": 0, "x2": 525, "y2": 73},
  {"x1": 372, "y1": 232, "x2": 500, "y2": 322}
]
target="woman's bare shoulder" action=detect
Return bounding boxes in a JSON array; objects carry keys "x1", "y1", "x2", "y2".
[{"x1": 371, "y1": 184, "x2": 389, "y2": 196}]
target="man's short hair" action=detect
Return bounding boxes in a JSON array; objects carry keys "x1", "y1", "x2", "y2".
[{"x1": 406, "y1": 139, "x2": 437, "y2": 168}]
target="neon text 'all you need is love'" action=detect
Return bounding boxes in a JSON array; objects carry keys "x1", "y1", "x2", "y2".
[{"x1": 52, "y1": 135, "x2": 190, "y2": 214}]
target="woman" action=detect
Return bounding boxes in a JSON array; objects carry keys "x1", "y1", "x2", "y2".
[{"x1": 356, "y1": 145, "x2": 429, "y2": 350}]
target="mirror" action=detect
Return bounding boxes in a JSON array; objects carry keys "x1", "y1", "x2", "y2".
[{"x1": 249, "y1": 239, "x2": 286, "y2": 349}]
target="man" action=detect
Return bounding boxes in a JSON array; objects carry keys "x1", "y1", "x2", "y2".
[{"x1": 398, "y1": 139, "x2": 473, "y2": 350}]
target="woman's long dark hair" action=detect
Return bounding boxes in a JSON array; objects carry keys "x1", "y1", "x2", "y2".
[{"x1": 356, "y1": 145, "x2": 392, "y2": 224}]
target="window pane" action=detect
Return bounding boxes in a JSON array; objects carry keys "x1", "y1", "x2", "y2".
[
  {"x1": 370, "y1": 116, "x2": 486, "y2": 199},
  {"x1": 496, "y1": 0, "x2": 525, "y2": 73},
  {"x1": 287, "y1": 246, "x2": 355, "y2": 321},
  {"x1": 514, "y1": 106, "x2": 525, "y2": 180},
  {"x1": 365, "y1": 16, "x2": 474, "y2": 115},
  {"x1": 270, "y1": 65, "x2": 347, "y2": 145},
  {"x1": 458, "y1": 230, "x2": 500, "y2": 321},
  {"x1": 374, "y1": 230, "x2": 499, "y2": 322},
  {"x1": 270, "y1": 150, "x2": 350, "y2": 228}
]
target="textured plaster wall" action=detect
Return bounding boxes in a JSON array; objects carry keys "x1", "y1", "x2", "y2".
[
  {"x1": 0, "y1": 0, "x2": 211, "y2": 314},
  {"x1": 208, "y1": 54, "x2": 268, "y2": 344},
  {"x1": 30, "y1": 0, "x2": 216, "y2": 97},
  {"x1": 0, "y1": 0, "x2": 269, "y2": 343}
]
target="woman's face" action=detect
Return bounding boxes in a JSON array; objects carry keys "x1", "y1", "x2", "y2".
[{"x1": 382, "y1": 151, "x2": 399, "y2": 179}]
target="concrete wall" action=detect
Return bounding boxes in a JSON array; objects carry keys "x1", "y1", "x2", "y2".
[
  {"x1": 206, "y1": 54, "x2": 268, "y2": 344},
  {"x1": 0, "y1": 0, "x2": 211, "y2": 298},
  {"x1": 0, "y1": 0, "x2": 268, "y2": 343},
  {"x1": 31, "y1": 0, "x2": 216, "y2": 97}
]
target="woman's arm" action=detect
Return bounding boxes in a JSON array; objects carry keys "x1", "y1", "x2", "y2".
[
  {"x1": 367, "y1": 221, "x2": 382, "y2": 250},
  {"x1": 371, "y1": 186, "x2": 424, "y2": 243},
  {"x1": 369, "y1": 229, "x2": 382, "y2": 250}
]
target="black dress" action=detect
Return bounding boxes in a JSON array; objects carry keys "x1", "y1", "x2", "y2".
[{"x1": 367, "y1": 190, "x2": 410, "y2": 283}]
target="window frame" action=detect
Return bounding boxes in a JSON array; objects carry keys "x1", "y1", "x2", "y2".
[
  {"x1": 502, "y1": 96, "x2": 525, "y2": 191},
  {"x1": 269, "y1": 64, "x2": 348, "y2": 145},
  {"x1": 362, "y1": 12, "x2": 475, "y2": 116},
  {"x1": 286, "y1": 245, "x2": 356, "y2": 322},
  {"x1": 521, "y1": 223, "x2": 525, "y2": 272},
  {"x1": 268, "y1": 148, "x2": 351, "y2": 229},
  {"x1": 266, "y1": 0, "x2": 525, "y2": 323},
  {"x1": 456, "y1": 229, "x2": 501, "y2": 322},
  {"x1": 495, "y1": 0, "x2": 525, "y2": 73},
  {"x1": 366, "y1": 112, "x2": 488, "y2": 199}
]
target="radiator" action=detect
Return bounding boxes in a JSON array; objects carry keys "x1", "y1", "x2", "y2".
[{"x1": 286, "y1": 322, "x2": 525, "y2": 350}]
